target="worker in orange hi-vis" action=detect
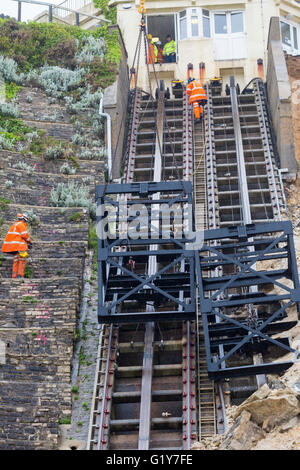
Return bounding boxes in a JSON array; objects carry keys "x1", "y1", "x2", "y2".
[
  {"x1": 1, "y1": 213, "x2": 32, "y2": 278},
  {"x1": 186, "y1": 78, "x2": 207, "y2": 122},
  {"x1": 147, "y1": 34, "x2": 157, "y2": 65}
]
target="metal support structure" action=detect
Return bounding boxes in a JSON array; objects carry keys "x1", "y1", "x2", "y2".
[
  {"x1": 96, "y1": 181, "x2": 196, "y2": 323},
  {"x1": 196, "y1": 221, "x2": 300, "y2": 379}
]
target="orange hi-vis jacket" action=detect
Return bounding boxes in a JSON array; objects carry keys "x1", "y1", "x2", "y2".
[
  {"x1": 186, "y1": 80, "x2": 207, "y2": 104},
  {"x1": 148, "y1": 42, "x2": 157, "y2": 65},
  {"x1": 1, "y1": 221, "x2": 31, "y2": 253}
]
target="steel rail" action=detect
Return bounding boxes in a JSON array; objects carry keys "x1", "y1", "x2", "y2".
[
  {"x1": 230, "y1": 76, "x2": 252, "y2": 225},
  {"x1": 231, "y1": 77, "x2": 267, "y2": 389},
  {"x1": 253, "y1": 79, "x2": 281, "y2": 220},
  {"x1": 138, "y1": 89, "x2": 164, "y2": 450}
]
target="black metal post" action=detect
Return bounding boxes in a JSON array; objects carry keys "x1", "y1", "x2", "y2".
[
  {"x1": 18, "y1": 1, "x2": 22, "y2": 22},
  {"x1": 75, "y1": 12, "x2": 80, "y2": 26},
  {"x1": 48, "y1": 5, "x2": 53, "y2": 22}
]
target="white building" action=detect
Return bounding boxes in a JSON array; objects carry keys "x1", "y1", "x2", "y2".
[{"x1": 114, "y1": 0, "x2": 300, "y2": 89}]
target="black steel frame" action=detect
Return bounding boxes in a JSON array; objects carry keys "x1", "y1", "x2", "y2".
[
  {"x1": 97, "y1": 181, "x2": 197, "y2": 323},
  {"x1": 196, "y1": 221, "x2": 300, "y2": 379}
]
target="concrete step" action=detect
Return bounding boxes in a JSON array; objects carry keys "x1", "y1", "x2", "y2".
[
  {"x1": 0, "y1": 168, "x2": 98, "y2": 192},
  {"x1": 0, "y1": 150, "x2": 104, "y2": 176},
  {"x1": 0, "y1": 221, "x2": 89, "y2": 242},
  {"x1": 1, "y1": 242, "x2": 86, "y2": 261},
  {"x1": 0, "y1": 297, "x2": 78, "y2": 328},
  {"x1": 0, "y1": 256, "x2": 84, "y2": 279},
  {"x1": 1, "y1": 204, "x2": 89, "y2": 226},
  {"x1": 1, "y1": 186, "x2": 96, "y2": 207},
  {"x1": 0, "y1": 380, "x2": 71, "y2": 448},
  {"x1": 0, "y1": 277, "x2": 80, "y2": 300}
]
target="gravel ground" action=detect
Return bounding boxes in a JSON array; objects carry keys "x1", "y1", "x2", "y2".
[{"x1": 63, "y1": 251, "x2": 100, "y2": 446}]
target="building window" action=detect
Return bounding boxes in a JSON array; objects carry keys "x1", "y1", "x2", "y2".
[
  {"x1": 213, "y1": 11, "x2": 247, "y2": 61},
  {"x1": 280, "y1": 20, "x2": 299, "y2": 51},
  {"x1": 179, "y1": 10, "x2": 187, "y2": 40},
  {"x1": 214, "y1": 13, "x2": 227, "y2": 34},
  {"x1": 214, "y1": 11, "x2": 244, "y2": 35},
  {"x1": 294, "y1": 26, "x2": 298, "y2": 49},
  {"x1": 191, "y1": 10, "x2": 199, "y2": 37},
  {"x1": 202, "y1": 9, "x2": 211, "y2": 38},
  {"x1": 179, "y1": 8, "x2": 210, "y2": 39},
  {"x1": 231, "y1": 12, "x2": 243, "y2": 33}
]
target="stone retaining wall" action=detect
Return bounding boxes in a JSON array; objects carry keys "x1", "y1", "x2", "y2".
[{"x1": 0, "y1": 86, "x2": 104, "y2": 449}]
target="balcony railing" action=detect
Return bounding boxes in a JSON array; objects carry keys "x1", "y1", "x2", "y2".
[
  {"x1": 53, "y1": 0, "x2": 92, "y2": 18},
  {"x1": 10, "y1": 0, "x2": 109, "y2": 26}
]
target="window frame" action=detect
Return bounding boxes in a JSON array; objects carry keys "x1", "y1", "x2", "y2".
[
  {"x1": 178, "y1": 8, "x2": 211, "y2": 40},
  {"x1": 213, "y1": 10, "x2": 245, "y2": 36},
  {"x1": 280, "y1": 18, "x2": 299, "y2": 52}
]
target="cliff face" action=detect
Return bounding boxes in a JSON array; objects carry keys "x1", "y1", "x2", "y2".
[
  {"x1": 192, "y1": 361, "x2": 300, "y2": 451},
  {"x1": 285, "y1": 53, "x2": 300, "y2": 169}
]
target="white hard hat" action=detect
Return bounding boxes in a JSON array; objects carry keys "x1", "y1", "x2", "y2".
[{"x1": 17, "y1": 213, "x2": 28, "y2": 222}]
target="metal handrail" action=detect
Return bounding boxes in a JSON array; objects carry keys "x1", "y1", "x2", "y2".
[
  {"x1": 10, "y1": 0, "x2": 111, "y2": 24},
  {"x1": 54, "y1": 0, "x2": 90, "y2": 18}
]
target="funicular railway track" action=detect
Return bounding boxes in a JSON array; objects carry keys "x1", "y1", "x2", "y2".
[
  {"x1": 87, "y1": 74, "x2": 296, "y2": 449},
  {"x1": 88, "y1": 84, "x2": 198, "y2": 450}
]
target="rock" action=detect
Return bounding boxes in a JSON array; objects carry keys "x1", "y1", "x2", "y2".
[
  {"x1": 220, "y1": 411, "x2": 265, "y2": 450},
  {"x1": 191, "y1": 441, "x2": 206, "y2": 450},
  {"x1": 233, "y1": 383, "x2": 300, "y2": 429},
  {"x1": 278, "y1": 416, "x2": 299, "y2": 433},
  {"x1": 268, "y1": 379, "x2": 286, "y2": 390}
]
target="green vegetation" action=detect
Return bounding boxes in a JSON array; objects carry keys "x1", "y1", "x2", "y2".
[
  {"x1": 71, "y1": 386, "x2": 79, "y2": 394},
  {"x1": 82, "y1": 402, "x2": 89, "y2": 411},
  {"x1": 23, "y1": 296, "x2": 38, "y2": 304},
  {"x1": 24, "y1": 265, "x2": 33, "y2": 279},
  {"x1": 0, "y1": 197, "x2": 11, "y2": 212},
  {"x1": 5, "y1": 82, "x2": 22, "y2": 100},
  {"x1": 0, "y1": 116, "x2": 32, "y2": 147},
  {"x1": 88, "y1": 223, "x2": 97, "y2": 250},
  {"x1": 68, "y1": 212, "x2": 83, "y2": 223},
  {"x1": 30, "y1": 134, "x2": 61, "y2": 156},
  {"x1": 93, "y1": 0, "x2": 121, "y2": 65},
  {"x1": 0, "y1": 18, "x2": 119, "y2": 79},
  {"x1": 58, "y1": 417, "x2": 71, "y2": 425}
]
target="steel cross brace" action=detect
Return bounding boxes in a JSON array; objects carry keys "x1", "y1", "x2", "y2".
[{"x1": 196, "y1": 221, "x2": 300, "y2": 379}]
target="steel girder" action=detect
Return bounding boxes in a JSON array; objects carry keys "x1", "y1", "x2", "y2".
[
  {"x1": 196, "y1": 221, "x2": 300, "y2": 379},
  {"x1": 96, "y1": 181, "x2": 197, "y2": 323}
]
